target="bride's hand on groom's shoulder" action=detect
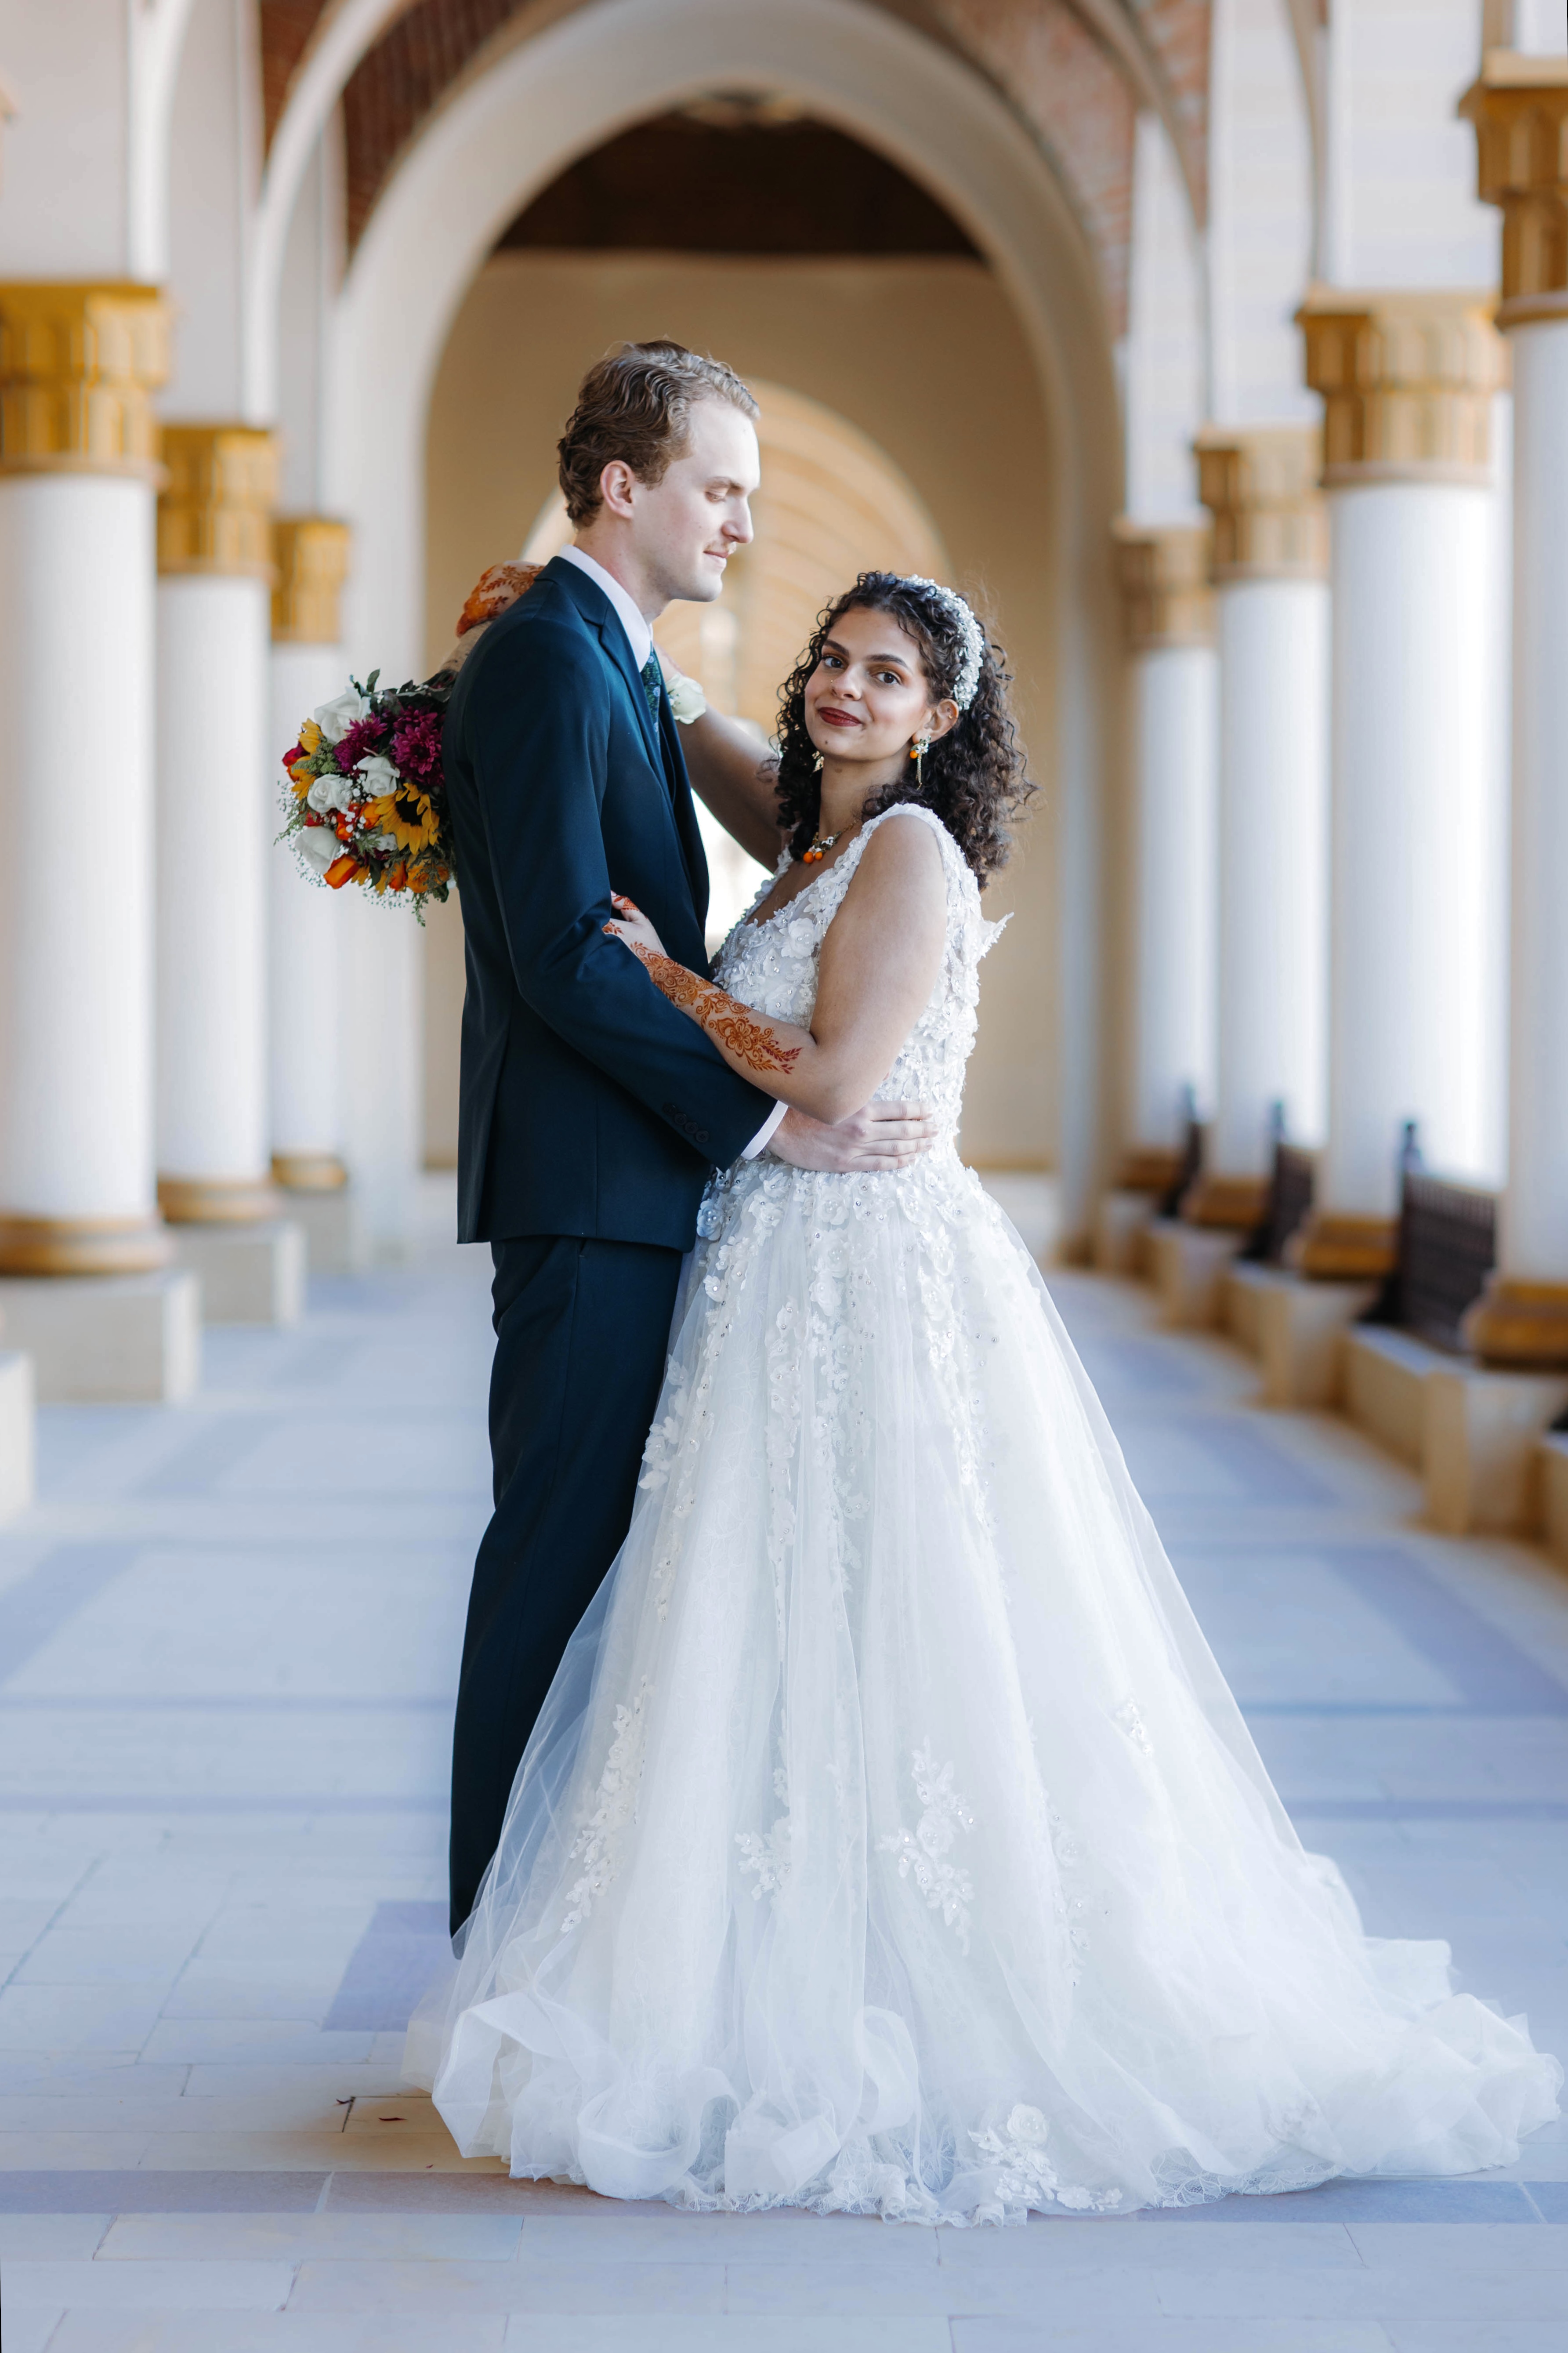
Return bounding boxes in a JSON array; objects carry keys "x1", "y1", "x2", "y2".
[{"x1": 769, "y1": 1102, "x2": 939, "y2": 1172}]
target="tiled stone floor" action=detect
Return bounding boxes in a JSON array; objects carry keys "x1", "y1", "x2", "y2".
[{"x1": 1, "y1": 1184, "x2": 1565, "y2": 2349}]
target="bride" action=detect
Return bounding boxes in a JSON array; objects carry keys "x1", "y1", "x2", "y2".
[{"x1": 407, "y1": 570, "x2": 1559, "y2": 2222}]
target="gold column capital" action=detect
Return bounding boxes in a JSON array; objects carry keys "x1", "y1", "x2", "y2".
[
  {"x1": 1193, "y1": 425, "x2": 1328, "y2": 583},
  {"x1": 1460, "y1": 52, "x2": 1568, "y2": 326},
  {"x1": 0, "y1": 281, "x2": 170, "y2": 479},
  {"x1": 1298, "y1": 287, "x2": 1506, "y2": 486},
  {"x1": 1112, "y1": 520, "x2": 1215, "y2": 650},
  {"x1": 272, "y1": 516, "x2": 351, "y2": 643},
  {"x1": 158, "y1": 424, "x2": 280, "y2": 579}
]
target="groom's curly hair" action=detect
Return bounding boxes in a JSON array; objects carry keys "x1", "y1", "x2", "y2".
[
  {"x1": 557, "y1": 341, "x2": 758, "y2": 526},
  {"x1": 772, "y1": 575, "x2": 1035, "y2": 885}
]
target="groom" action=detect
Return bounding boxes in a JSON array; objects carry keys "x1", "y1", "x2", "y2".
[{"x1": 442, "y1": 341, "x2": 935, "y2": 1933}]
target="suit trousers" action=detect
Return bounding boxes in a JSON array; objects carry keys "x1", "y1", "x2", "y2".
[{"x1": 448, "y1": 1233, "x2": 684, "y2": 1935}]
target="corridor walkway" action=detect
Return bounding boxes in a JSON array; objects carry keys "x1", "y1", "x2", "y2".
[{"x1": 1, "y1": 1188, "x2": 1565, "y2": 2350}]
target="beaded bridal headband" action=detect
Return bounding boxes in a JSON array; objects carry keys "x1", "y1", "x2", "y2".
[{"x1": 903, "y1": 576, "x2": 985, "y2": 711}]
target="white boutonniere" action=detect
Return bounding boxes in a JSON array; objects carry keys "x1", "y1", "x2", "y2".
[{"x1": 665, "y1": 671, "x2": 707, "y2": 725}]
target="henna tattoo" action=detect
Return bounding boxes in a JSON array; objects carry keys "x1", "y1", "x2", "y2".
[{"x1": 620, "y1": 939, "x2": 802, "y2": 1078}]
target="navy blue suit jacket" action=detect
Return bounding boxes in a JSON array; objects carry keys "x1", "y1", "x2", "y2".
[{"x1": 443, "y1": 554, "x2": 775, "y2": 1248}]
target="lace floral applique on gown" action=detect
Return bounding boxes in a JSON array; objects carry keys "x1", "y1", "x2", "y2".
[{"x1": 408, "y1": 805, "x2": 1560, "y2": 2224}]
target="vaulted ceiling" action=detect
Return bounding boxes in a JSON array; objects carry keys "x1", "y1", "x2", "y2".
[{"x1": 257, "y1": 0, "x2": 1216, "y2": 330}]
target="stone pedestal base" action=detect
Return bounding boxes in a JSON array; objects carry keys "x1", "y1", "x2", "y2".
[
  {"x1": 1256, "y1": 1271, "x2": 1381, "y2": 1408},
  {"x1": 1423, "y1": 1365, "x2": 1568, "y2": 1538},
  {"x1": 0, "y1": 1271, "x2": 201, "y2": 1402},
  {"x1": 1290, "y1": 1211, "x2": 1398, "y2": 1280},
  {"x1": 278, "y1": 1185, "x2": 365, "y2": 1278},
  {"x1": 1093, "y1": 1189, "x2": 1158, "y2": 1276},
  {"x1": 172, "y1": 1221, "x2": 306, "y2": 1325},
  {"x1": 1341, "y1": 1326, "x2": 1445, "y2": 1468},
  {"x1": 976, "y1": 1171, "x2": 1061, "y2": 1268},
  {"x1": 0, "y1": 1351, "x2": 35, "y2": 1521},
  {"x1": 1219, "y1": 1260, "x2": 1277, "y2": 1356},
  {"x1": 1147, "y1": 1219, "x2": 1246, "y2": 1329},
  {"x1": 1539, "y1": 1434, "x2": 1568, "y2": 1570}
]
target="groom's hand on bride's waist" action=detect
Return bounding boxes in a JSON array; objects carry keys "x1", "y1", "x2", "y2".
[{"x1": 767, "y1": 1103, "x2": 939, "y2": 1171}]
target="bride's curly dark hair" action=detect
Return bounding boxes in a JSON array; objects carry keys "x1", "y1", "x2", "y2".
[{"x1": 772, "y1": 573, "x2": 1034, "y2": 885}]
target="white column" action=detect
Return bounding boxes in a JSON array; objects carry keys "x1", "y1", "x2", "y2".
[
  {"x1": 1463, "y1": 57, "x2": 1568, "y2": 1365},
  {"x1": 0, "y1": 289, "x2": 170, "y2": 1274},
  {"x1": 0, "y1": 283, "x2": 199, "y2": 1401},
  {"x1": 1191, "y1": 427, "x2": 1329, "y2": 1228},
  {"x1": 1, "y1": 482, "x2": 162, "y2": 1254},
  {"x1": 1112, "y1": 523, "x2": 1217, "y2": 1189},
  {"x1": 268, "y1": 516, "x2": 362, "y2": 1273},
  {"x1": 1501, "y1": 319, "x2": 1568, "y2": 1280},
  {"x1": 156, "y1": 425, "x2": 304, "y2": 1323},
  {"x1": 269, "y1": 521, "x2": 351, "y2": 1189},
  {"x1": 1294, "y1": 293, "x2": 1507, "y2": 1279},
  {"x1": 269, "y1": 646, "x2": 346, "y2": 1173}
]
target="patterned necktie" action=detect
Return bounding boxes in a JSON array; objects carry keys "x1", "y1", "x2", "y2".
[{"x1": 640, "y1": 654, "x2": 662, "y2": 721}]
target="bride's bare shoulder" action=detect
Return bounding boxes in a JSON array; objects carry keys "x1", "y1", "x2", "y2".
[{"x1": 854, "y1": 807, "x2": 951, "y2": 886}]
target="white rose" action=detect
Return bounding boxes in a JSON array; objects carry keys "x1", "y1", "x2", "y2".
[
  {"x1": 306, "y1": 771, "x2": 355, "y2": 816},
  {"x1": 356, "y1": 752, "x2": 399, "y2": 797},
  {"x1": 296, "y1": 826, "x2": 340, "y2": 876},
  {"x1": 666, "y1": 672, "x2": 707, "y2": 725},
  {"x1": 311, "y1": 686, "x2": 369, "y2": 744}
]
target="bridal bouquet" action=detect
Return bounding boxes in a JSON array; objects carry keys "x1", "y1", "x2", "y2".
[
  {"x1": 279, "y1": 562, "x2": 544, "y2": 920},
  {"x1": 281, "y1": 673, "x2": 452, "y2": 916}
]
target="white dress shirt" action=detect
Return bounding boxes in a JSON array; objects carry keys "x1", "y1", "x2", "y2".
[
  {"x1": 558, "y1": 543, "x2": 654, "y2": 671},
  {"x1": 558, "y1": 544, "x2": 787, "y2": 1163}
]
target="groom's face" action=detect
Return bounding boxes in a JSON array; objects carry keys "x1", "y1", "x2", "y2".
[{"x1": 634, "y1": 397, "x2": 759, "y2": 608}]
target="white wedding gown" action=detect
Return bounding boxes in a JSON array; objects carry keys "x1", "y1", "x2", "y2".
[{"x1": 408, "y1": 804, "x2": 1560, "y2": 2222}]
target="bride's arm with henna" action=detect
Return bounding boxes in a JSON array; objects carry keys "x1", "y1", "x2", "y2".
[
  {"x1": 605, "y1": 816, "x2": 947, "y2": 1122},
  {"x1": 613, "y1": 945, "x2": 808, "y2": 1082}
]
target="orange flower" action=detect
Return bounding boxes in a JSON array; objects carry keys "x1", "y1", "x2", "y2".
[
  {"x1": 387, "y1": 860, "x2": 409, "y2": 891},
  {"x1": 299, "y1": 719, "x2": 323, "y2": 754},
  {"x1": 324, "y1": 854, "x2": 361, "y2": 890},
  {"x1": 408, "y1": 867, "x2": 431, "y2": 895}
]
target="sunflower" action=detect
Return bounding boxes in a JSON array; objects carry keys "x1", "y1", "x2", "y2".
[
  {"x1": 299, "y1": 719, "x2": 323, "y2": 754},
  {"x1": 363, "y1": 789, "x2": 441, "y2": 855}
]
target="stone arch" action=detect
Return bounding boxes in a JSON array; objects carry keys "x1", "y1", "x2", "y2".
[{"x1": 326, "y1": 0, "x2": 1126, "y2": 1229}]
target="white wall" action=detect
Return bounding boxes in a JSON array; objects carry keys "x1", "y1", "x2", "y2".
[
  {"x1": 1511, "y1": 0, "x2": 1568, "y2": 50},
  {"x1": 163, "y1": 0, "x2": 261, "y2": 419},
  {"x1": 1323, "y1": 0, "x2": 1499, "y2": 288},
  {"x1": 1208, "y1": 0, "x2": 1318, "y2": 425},
  {"x1": 276, "y1": 120, "x2": 346, "y2": 511},
  {"x1": 0, "y1": 0, "x2": 129, "y2": 272},
  {"x1": 1123, "y1": 112, "x2": 1207, "y2": 521}
]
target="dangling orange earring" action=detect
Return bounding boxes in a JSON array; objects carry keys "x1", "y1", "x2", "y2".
[{"x1": 910, "y1": 734, "x2": 931, "y2": 784}]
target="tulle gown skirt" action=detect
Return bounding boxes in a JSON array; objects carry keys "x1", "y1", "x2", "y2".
[{"x1": 407, "y1": 1150, "x2": 1559, "y2": 2222}]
